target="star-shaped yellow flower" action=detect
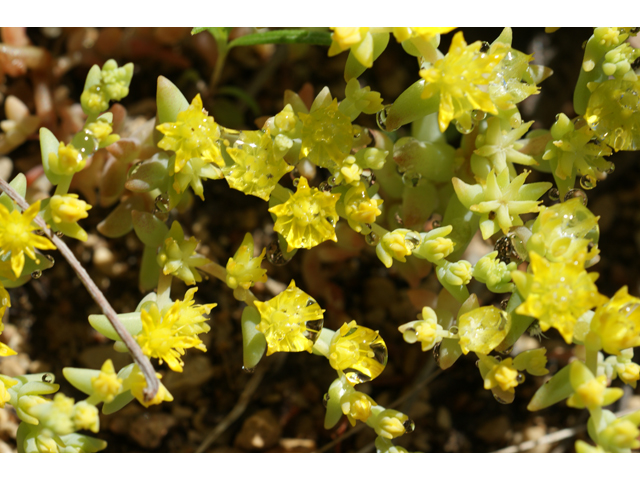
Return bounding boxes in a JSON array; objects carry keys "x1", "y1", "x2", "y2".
[
  {"x1": 269, "y1": 177, "x2": 340, "y2": 251},
  {"x1": 452, "y1": 169, "x2": 551, "y2": 239},
  {"x1": 420, "y1": 31, "x2": 504, "y2": 132},
  {"x1": 0, "y1": 200, "x2": 56, "y2": 278},
  {"x1": 512, "y1": 251, "x2": 606, "y2": 343},
  {"x1": 156, "y1": 94, "x2": 224, "y2": 173}
]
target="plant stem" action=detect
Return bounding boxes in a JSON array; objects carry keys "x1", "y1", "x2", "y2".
[
  {"x1": 0, "y1": 176, "x2": 159, "y2": 402},
  {"x1": 197, "y1": 260, "x2": 227, "y2": 283},
  {"x1": 156, "y1": 273, "x2": 172, "y2": 310}
]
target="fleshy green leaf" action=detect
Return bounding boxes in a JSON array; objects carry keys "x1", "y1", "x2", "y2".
[
  {"x1": 228, "y1": 29, "x2": 331, "y2": 49},
  {"x1": 156, "y1": 76, "x2": 189, "y2": 126},
  {"x1": 241, "y1": 306, "x2": 266, "y2": 370},
  {"x1": 528, "y1": 364, "x2": 572, "y2": 411},
  {"x1": 88, "y1": 312, "x2": 142, "y2": 342},
  {"x1": 132, "y1": 210, "x2": 169, "y2": 248},
  {"x1": 39, "y1": 127, "x2": 64, "y2": 185}
]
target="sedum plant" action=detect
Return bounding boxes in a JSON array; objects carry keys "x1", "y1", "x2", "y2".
[{"x1": 0, "y1": 26, "x2": 640, "y2": 453}]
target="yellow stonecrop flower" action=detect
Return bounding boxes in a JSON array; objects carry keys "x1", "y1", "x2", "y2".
[
  {"x1": 543, "y1": 114, "x2": 612, "y2": 186},
  {"x1": 590, "y1": 286, "x2": 640, "y2": 355},
  {"x1": 299, "y1": 98, "x2": 353, "y2": 171},
  {"x1": 226, "y1": 233, "x2": 267, "y2": 290},
  {"x1": 91, "y1": 359, "x2": 123, "y2": 404},
  {"x1": 458, "y1": 306, "x2": 510, "y2": 355},
  {"x1": 72, "y1": 400, "x2": 100, "y2": 433},
  {"x1": 157, "y1": 221, "x2": 209, "y2": 285},
  {"x1": 600, "y1": 417, "x2": 640, "y2": 451},
  {"x1": 0, "y1": 374, "x2": 18, "y2": 408},
  {"x1": 173, "y1": 288, "x2": 215, "y2": 338},
  {"x1": 512, "y1": 348, "x2": 549, "y2": 376},
  {"x1": 527, "y1": 197, "x2": 600, "y2": 265},
  {"x1": 513, "y1": 251, "x2": 605, "y2": 343},
  {"x1": 123, "y1": 364, "x2": 173, "y2": 408},
  {"x1": 0, "y1": 200, "x2": 56, "y2": 278},
  {"x1": 328, "y1": 28, "x2": 373, "y2": 67},
  {"x1": 222, "y1": 130, "x2": 293, "y2": 201},
  {"x1": 341, "y1": 183, "x2": 383, "y2": 233},
  {"x1": 567, "y1": 374, "x2": 616, "y2": 410},
  {"x1": 136, "y1": 291, "x2": 215, "y2": 372},
  {"x1": 398, "y1": 306, "x2": 454, "y2": 352},
  {"x1": 585, "y1": 79, "x2": 640, "y2": 151},
  {"x1": 616, "y1": 361, "x2": 640, "y2": 387},
  {"x1": 341, "y1": 390, "x2": 377, "y2": 427},
  {"x1": 420, "y1": 31, "x2": 504, "y2": 132},
  {"x1": 49, "y1": 194, "x2": 91, "y2": 224},
  {"x1": 371, "y1": 408, "x2": 410, "y2": 440},
  {"x1": 0, "y1": 282, "x2": 14, "y2": 357},
  {"x1": 49, "y1": 142, "x2": 86, "y2": 176},
  {"x1": 269, "y1": 176, "x2": 340, "y2": 252},
  {"x1": 376, "y1": 229, "x2": 421, "y2": 268},
  {"x1": 483, "y1": 357, "x2": 519, "y2": 393},
  {"x1": 157, "y1": 94, "x2": 224, "y2": 173},
  {"x1": 254, "y1": 280, "x2": 324, "y2": 355},
  {"x1": 453, "y1": 168, "x2": 551, "y2": 240},
  {"x1": 329, "y1": 320, "x2": 388, "y2": 384},
  {"x1": 392, "y1": 27, "x2": 456, "y2": 44}
]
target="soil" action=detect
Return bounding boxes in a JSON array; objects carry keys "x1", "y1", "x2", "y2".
[{"x1": 0, "y1": 27, "x2": 639, "y2": 453}]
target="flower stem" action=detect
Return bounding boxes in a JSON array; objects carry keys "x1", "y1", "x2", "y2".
[
  {"x1": 197, "y1": 260, "x2": 227, "y2": 283},
  {"x1": 0, "y1": 176, "x2": 159, "y2": 402},
  {"x1": 156, "y1": 273, "x2": 172, "y2": 310}
]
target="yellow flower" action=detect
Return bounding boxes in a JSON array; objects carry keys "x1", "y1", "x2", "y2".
[
  {"x1": 370, "y1": 408, "x2": 410, "y2": 439},
  {"x1": 590, "y1": 286, "x2": 640, "y2": 355},
  {"x1": 254, "y1": 280, "x2": 324, "y2": 355},
  {"x1": 341, "y1": 391, "x2": 377, "y2": 426},
  {"x1": 269, "y1": 176, "x2": 340, "y2": 252},
  {"x1": 72, "y1": 401, "x2": 100, "y2": 433},
  {"x1": 512, "y1": 348, "x2": 549, "y2": 376},
  {"x1": 341, "y1": 183, "x2": 383, "y2": 233},
  {"x1": 585, "y1": 79, "x2": 640, "y2": 151},
  {"x1": 566, "y1": 361, "x2": 623, "y2": 411},
  {"x1": 173, "y1": 287, "x2": 215, "y2": 338},
  {"x1": 49, "y1": 194, "x2": 91, "y2": 224},
  {"x1": 223, "y1": 130, "x2": 294, "y2": 201},
  {"x1": 157, "y1": 221, "x2": 209, "y2": 285},
  {"x1": 49, "y1": 142, "x2": 86, "y2": 176},
  {"x1": 156, "y1": 93, "x2": 224, "y2": 173},
  {"x1": 376, "y1": 229, "x2": 421, "y2": 268},
  {"x1": 392, "y1": 27, "x2": 456, "y2": 44},
  {"x1": 123, "y1": 364, "x2": 173, "y2": 408},
  {"x1": 136, "y1": 295, "x2": 213, "y2": 372},
  {"x1": 86, "y1": 119, "x2": 115, "y2": 144},
  {"x1": 568, "y1": 375, "x2": 606, "y2": 409},
  {"x1": 0, "y1": 374, "x2": 18, "y2": 408},
  {"x1": 299, "y1": 98, "x2": 353, "y2": 171},
  {"x1": 458, "y1": 306, "x2": 510, "y2": 355},
  {"x1": 527, "y1": 197, "x2": 600, "y2": 265},
  {"x1": 420, "y1": 31, "x2": 504, "y2": 132},
  {"x1": 91, "y1": 359, "x2": 123, "y2": 404},
  {"x1": 543, "y1": 114, "x2": 612, "y2": 185},
  {"x1": 600, "y1": 418, "x2": 640, "y2": 451},
  {"x1": 484, "y1": 357, "x2": 519, "y2": 393},
  {"x1": 328, "y1": 28, "x2": 373, "y2": 67},
  {"x1": 398, "y1": 307, "x2": 453, "y2": 352},
  {"x1": 0, "y1": 200, "x2": 56, "y2": 278},
  {"x1": 616, "y1": 362, "x2": 640, "y2": 387},
  {"x1": 226, "y1": 233, "x2": 267, "y2": 290},
  {"x1": 453, "y1": 168, "x2": 551, "y2": 240},
  {"x1": 512, "y1": 251, "x2": 605, "y2": 343},
  {"x1": 0, "y1": 282, "x2": 14, "y2": 356},
  {"x1": 329, "y1": 320, "x2": 388, "y2": 384}
]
